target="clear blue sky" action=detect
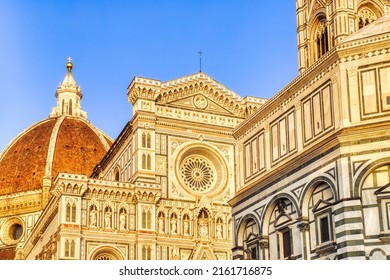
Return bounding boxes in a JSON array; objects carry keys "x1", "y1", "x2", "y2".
[{"x1": 0, "y1": 1, "x2": 297, "y2": 153}]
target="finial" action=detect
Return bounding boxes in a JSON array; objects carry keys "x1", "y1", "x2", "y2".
[
  {"x1": 198, "y1": 50, "x2": 203, "y2": 72},
  {"x1": 66, "y1": 57, "x2": 73, "y2": 72}
]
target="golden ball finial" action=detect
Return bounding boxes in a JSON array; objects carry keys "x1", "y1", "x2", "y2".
[{"x1": 66, "y1": 57, "x2": 73, "y2": 72}]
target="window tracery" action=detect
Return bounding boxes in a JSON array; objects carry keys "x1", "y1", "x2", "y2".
[
  {"x1": 315, "y1": 18, "x2": 328, "y2": 60},
  {"x1": 358, "y1": 8, "x2": 377, "y2": 29},
  {"x1": 180, "y1": 156, "x2": 215, "y2": 192}
]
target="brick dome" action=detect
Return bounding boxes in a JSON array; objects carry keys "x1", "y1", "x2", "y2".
[{"x1": 0, "y1": 116, "x2": 112, "y2": 195}]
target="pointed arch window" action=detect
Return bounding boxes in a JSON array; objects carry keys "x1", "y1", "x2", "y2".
[
  {"x1": 358, "y1": 8, "x2": 378, "y2": 29},
  {"x1": 70, "y1": 240, "x2": 76, "y2": 257},
  {"x1": 64, "y1": 239, "x2": 75, "y2": 258},
  {"x1": 315, "y1": 18, "x2": 329, "y2": 60},
  {"x1": 113, "y1": 167, "x2": 120, "y2": 181},
  {"x1": 147, "y1": 154, "x2": 151, "y2": 170},
  {"x1": 142, "y1": 245, "x2": 152, "y2": 260},
  {"x1": 142, "y1": 132, "x2": 146, "y2": 148},
  {"x1": 242, "y1": 218, "x2": 259, "y2": 260},
  {"x1": 142, "y1": 132, "x2": 152, "y2": 148},
  {"x1": 66, "y1": 202, "x2": 77, "y2": 223},
  {"x1": 142, "y1": 154, "x2": 151, "y2": 170},
  {"x1": 71, "y1": 203, "x2": 76, "y2": 222},
  {"x1": 65, "y1": 240, "x2": 70, "y2": 257},
  {"x1": 142, "y1": 208, "x2": 152, "y2": 229},
  {"x1": 146, "y1": 133, "x2": 151, "y2": 148},
  {"x1": 66, "y1": 203, "x2": 71, "y2": 222},
  {"x1": 147, "y1": 209, "x2": 152, "y2": 229}
]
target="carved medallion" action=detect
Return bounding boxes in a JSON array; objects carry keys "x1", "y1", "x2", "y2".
[{"x1": 193, "y1": 95, "x2": 208, "y2": 109}]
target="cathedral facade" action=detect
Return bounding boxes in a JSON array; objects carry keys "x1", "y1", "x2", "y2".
[
  {"x1": 1, "y1": 0, "x2": 390, "y2": 261},
  {"x1": 0, "y1": 60, "x2": 264, "y2": 259},
  {"x1": 231, "y1": 0, "x2": 390, "y2": 260}
]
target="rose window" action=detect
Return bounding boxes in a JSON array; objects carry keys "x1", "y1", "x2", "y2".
[{"x1": 180, "y1": 157, "x2": 216, "y2": 192}]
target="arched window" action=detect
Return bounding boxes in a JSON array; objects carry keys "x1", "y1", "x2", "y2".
[
  {"x1": 62, "y1": 100, "x2": 65, "y2": 115},
  {"x1": 70, "y1": 240, "x2": 76, "y2": 257},
  {"x1": 65, "y1": 240, "x2": 70, "y2": 257},
  {"x1": 114, "y1": 167, "x2": 120, "y2": 181},
  {"x1": 315, "y1": 17, "x2": 328, "y2": 60},
  {"x1": 71, "y1": 203, "x2": 76, "y2": 222},
  {"x1": 147, "y1": 209, "x2": 152, "y2": 229},
  {"x1": 142, "y1": 208, "x2": 152, "y2": 229},
  {"x1": 142, "y1": 132, "x2": 146, "y2": 148},
  {"x1": 91, "y1": 247, "x2": 123, "y2": 260},
  {"x1": 358, "y1": 7, "x2": 378, "y2": 29},
  {"x1": 142, "y1": 154, "x2": 146, "y2": 169},
  {"x1": 142, "y1": 245, "x2": 152, "y2": 260},
  {"x1": 146, "y1": 133, "x2": 151, "y2": 148},
  {"x1": 147, "y1": 154, "x2": 151, "y2": 170},
  {"x1": 142, "y1": 209, "x2": 146, "y2": 228},
  {"x1": 66, "y1": 203, "x2": 71, "y2": 222}
]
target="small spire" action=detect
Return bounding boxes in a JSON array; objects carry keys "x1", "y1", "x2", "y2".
[
  {"x1": 66, "y1": 56, "x2": 73, "y2": 72},
  {"x1": 50, "y1": 58, "x2": 87, "y2": 119},
  {"x1": 61, "y1": 57, "x2": 76, "y2": 87}
]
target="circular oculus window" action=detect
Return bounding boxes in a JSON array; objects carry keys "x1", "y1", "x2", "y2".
[
  {"x1": 180, "y1": 156, "x2": 216, "y2": 192},
  {"x1": 0, "y1": 217, "x2": 24, "y2": 245},
  {"x1": 176, "y1": 145, "x2": 228, "y2": 195}
]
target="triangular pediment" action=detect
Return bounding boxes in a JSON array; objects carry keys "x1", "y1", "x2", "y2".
[
  {"x1": 160, "y1": 93, "x2": 236, "y2": 116},
  {"x1": 312, "y1": 199, "x2": 332, "y2": 212},
  {"x1": 245, "y1": 232, "x2": 258, "y2": 242},
  {"x1": 156, "y1": 72, "x2": 247, "y2": 117},
  {"x1": 375, "y1": 183, "x2": 390, "y2": 196},
  {"x1": 192, "y1": 244, "x2": 217, "y2": 260}
]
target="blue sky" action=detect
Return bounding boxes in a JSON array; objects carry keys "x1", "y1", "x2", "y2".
[{"x1": 0, "y1": 1, "x2": 297, "y2": 152}]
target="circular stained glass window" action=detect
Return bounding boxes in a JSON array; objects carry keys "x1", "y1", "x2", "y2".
[{"x1": 180, "y1": 156, "x2": 216, "y2": 192}]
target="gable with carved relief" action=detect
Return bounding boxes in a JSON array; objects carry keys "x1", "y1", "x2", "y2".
[
  {"x1": 159, "y1": 94, "x2": 237, "y2": 116},
  {"x1": 156, "y1": 74, "x2": 247, "y2": 118}
]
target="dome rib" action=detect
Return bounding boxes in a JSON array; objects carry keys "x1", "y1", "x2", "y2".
[{"x1": 0, "y1": 116, "x2": 112, "y2": 196}]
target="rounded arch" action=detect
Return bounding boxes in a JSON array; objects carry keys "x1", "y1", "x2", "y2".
[
  {"x1": 261, "y1": 193, "x2": 300, "y2": 236},
  {"x1": 369, "y1": 248, "x2": 387, "y2": 260},
  {"x1": 353, "y1": 158, "x2": 390, "y2": 197},
  {"x1": 300, "y1": 176, "x2": 338, "y2": 217},
  {"x1": 357, "y1": 1, "x2": 383, "y2": 18},
  {"x1": 235, "y1": 213, "x2": 261, "y2": 247},
  {"x1": 89, "y1": 245, "x2": 125, "y2": 260},
  {"x1": 308, "y1": 10, "x2": 329, "y2": 64}
]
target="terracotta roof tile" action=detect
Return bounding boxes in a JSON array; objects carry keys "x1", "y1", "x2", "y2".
[
  {"x1": 0, "y1": 117, "x2": 111, "y2": 195},
  {"x1": 0, "y1": 119, "x2": 56, "y2": 195}
]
